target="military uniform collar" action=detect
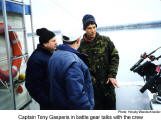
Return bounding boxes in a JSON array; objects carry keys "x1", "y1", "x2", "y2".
[{"x1": 83, "y1": 32, "x2": 100, "y2": 43}]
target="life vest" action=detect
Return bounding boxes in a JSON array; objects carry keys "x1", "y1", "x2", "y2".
[{"x1": 0, "y1": 23, "x2": 22, "y2": 82}]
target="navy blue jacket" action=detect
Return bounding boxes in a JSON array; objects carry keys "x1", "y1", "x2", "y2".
[
  {"x1": 48, "y1": 44, "x2": 94, "y2": 110},
  {"x1": 25, "y1": 44, "x2": 52, "y2": 110}
]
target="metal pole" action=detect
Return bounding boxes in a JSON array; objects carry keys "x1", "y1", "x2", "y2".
[
  {"x1": 2, "y1": 0, "x2": 16, "y2": 110},
  {"x1": 29, "y1": 0, "x2": 36, "y2": 50},
  {"x1": 22, "y1": 0, "x2": 29, "y2": 60}
]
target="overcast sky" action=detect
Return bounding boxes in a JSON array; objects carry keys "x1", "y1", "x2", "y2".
[
  {"x1": 28, "y1": 0, "x2": 161, "y2": 31},
  {"x1": 25, "y1": 0, "x2": 161, "y2": 86}
]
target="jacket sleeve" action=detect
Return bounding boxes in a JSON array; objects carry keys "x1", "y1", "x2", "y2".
[
  {"x1": 25, "y1": 59, "x2": 49, "y2": 105},
  {"x1": 65, "y1": 62, "x2": 92, "y2": 110},
  {"x1": 107, "y1": 38, "x2": 119, "y2": 78}
]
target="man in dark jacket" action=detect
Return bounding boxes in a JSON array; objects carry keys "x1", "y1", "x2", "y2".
[
  {"x1": 78, "y1": 14, "x2": 119, "y2": 110},
  {"x1": 25, "y1": 28, "x2": 57, "y2": 110},
  {"x1": 48, "y1": 32, "x2": 94, "y2": 110}
]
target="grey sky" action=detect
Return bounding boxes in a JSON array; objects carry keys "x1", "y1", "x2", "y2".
[{"x1": 29, "y1": 0, "x2": 161, "y2": 30}]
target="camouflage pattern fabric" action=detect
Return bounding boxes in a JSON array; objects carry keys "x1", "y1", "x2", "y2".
[{"x1": 78, "y1": 32, "x2": 119, "y2": 110}]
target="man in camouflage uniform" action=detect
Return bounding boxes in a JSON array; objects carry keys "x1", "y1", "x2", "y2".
[{"x1": 78, "y1": 14, "x2": 119, "y2": 110}]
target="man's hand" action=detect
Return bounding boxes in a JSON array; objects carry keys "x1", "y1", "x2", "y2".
[{"x1": 106, "y1": 78, "x2": 119, "y2": 88}]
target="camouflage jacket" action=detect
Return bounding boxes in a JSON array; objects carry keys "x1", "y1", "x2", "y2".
[{"x1": 78, "y1": 32, "x2": 119, "y2": 85}]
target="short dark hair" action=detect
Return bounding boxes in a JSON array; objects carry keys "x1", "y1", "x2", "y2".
[{"x1": 62, "y1": 35, "x2": 77, "y2": 45}]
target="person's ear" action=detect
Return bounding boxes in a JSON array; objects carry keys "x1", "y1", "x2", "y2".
[
  {"x1": 43, "y1": 42, "x2": 48, "y2": 47},
  {"x1": 76, "y1": 37, "x2": 81, "y2": 43}
]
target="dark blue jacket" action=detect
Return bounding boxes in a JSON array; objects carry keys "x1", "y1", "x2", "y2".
[
  {"x1": 25, "y1": 44, "x2": 52, "y2": 110},
  {"x1": 48, "y1": 44, "x2": 94, "y2": 110}
]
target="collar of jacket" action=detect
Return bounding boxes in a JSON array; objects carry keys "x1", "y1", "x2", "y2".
[
  {"x1": 83, "y1": 32, "x2": 99, "y2": 43},
  {"x1": 57, "y1": 44, "x2": 80, "y2": 54},
  {"x1": 37, "y1": 44, "x2": 53, "y2": 55},
  {"x1": 57, "y1": 44, "x2": 88, "y2": 65}
]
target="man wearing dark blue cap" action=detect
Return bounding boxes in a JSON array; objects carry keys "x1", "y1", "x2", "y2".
[{"x1": 79, "y1": 14, "x2": 120, "y2": 110}]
